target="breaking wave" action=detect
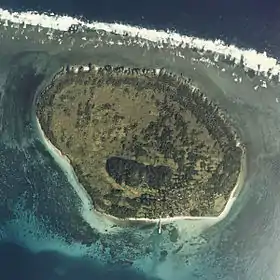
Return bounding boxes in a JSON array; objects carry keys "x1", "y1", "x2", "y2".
[{"x1": 1, "y1": 8, "x2": 280, "y2": 75}]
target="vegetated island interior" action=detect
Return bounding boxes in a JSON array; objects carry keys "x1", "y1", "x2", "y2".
[{"x1": 36, "y1": 65, "x2": 243, "y2": 220}]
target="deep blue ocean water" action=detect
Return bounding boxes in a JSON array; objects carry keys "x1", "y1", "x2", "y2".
[
  {"x1": 1, "y1": 1, "x2": 280, "y2": 280},
  {"x1": 1, "y1": 0, "x2": 280, "y2": 56}
]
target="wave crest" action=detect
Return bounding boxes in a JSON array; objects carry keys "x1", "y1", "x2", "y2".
[{"x1": 0, "y1": 8, "x2": 280, "y2": 78}]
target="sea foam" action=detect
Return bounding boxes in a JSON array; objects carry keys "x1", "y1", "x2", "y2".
[{"x1": 0, "y1": 8, "x2": 280, "y2": 78}]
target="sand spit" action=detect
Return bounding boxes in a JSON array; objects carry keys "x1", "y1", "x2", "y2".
[{"x1": 35, "y1": 116, "x2": 118, "y2": 233}]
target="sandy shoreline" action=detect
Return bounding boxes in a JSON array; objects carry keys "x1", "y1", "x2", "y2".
[
  {"x1": 127, "y1": 147, "x2": 246, "y2": 224},
  {"x1": 35, "y1": 113, "x2": 247, "y2": 226}
]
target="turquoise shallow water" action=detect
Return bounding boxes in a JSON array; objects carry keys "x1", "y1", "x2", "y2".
[{"x1": 1, "y1": 15, "x2": 280, "y2": 280}]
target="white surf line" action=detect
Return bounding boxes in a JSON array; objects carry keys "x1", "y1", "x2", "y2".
[{"x1": 1, "y1": 8, "x2": 280, "y2": 78}]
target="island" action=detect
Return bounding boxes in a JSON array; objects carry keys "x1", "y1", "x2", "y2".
[{"x1": 36, "y1": 64, "x2": 243, "y2": 220}]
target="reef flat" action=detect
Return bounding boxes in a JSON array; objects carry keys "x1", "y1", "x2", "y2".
[{"x1": 36, "y1": 65, "x2": 243, "y2": 219}]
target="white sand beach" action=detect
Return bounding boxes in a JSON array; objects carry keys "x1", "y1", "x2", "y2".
[{"x1": 35, "y1": 112, "x2": 247, "y2": 229}]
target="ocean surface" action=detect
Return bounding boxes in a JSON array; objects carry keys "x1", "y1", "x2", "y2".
[
  {"x1": 1, "y1": 1, "x2": 280, "y2": 280},
  {"x1": 1, "y1": 0, "x2": 280, "y2": 57}
]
